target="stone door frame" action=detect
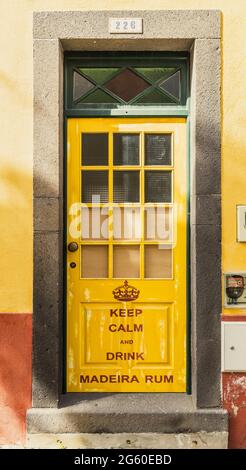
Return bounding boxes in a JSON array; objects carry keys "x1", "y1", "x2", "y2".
[{"x1": 33, "y1": 10, "x2": 222, "y2": 411}]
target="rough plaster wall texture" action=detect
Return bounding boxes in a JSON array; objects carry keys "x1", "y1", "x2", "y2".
[{"x1": 33, "y1": 9, "x2": 220, "y2": 39}]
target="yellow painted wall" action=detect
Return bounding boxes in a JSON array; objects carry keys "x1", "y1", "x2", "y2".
[{"x1": 0, "y1": 0, "x2": 245, "y2": 314}]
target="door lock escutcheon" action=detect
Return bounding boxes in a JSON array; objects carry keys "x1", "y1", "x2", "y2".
[{"x1": 68, "y1": 242, "x2": 79, "y2": 252}]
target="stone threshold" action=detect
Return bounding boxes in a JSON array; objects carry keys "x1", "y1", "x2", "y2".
[
  {"x1": 27, "y1": 394, "x2": 228, "y2": 434},
  {"x1": 27, "y1": 431, "x2": 228, "y2": 449}
]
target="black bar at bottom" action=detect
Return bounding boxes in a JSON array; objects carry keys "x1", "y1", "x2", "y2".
[{"x1": 0, "y1": 449, "x2": 245, "y2": 467}]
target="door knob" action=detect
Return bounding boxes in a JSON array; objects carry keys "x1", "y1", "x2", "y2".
[{"x1": 68, "y1": 242, "x2": 79, "y2": 252}]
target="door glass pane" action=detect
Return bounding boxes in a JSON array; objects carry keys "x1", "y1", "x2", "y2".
[
  {"x1": 81, "y1": 208, "x2": 109, "y2": 240},
  {"x1": 113, "y1": 134, "x2": 139, "y2": 165},
  {"x1": 144, "y1": 245, "x2": 172, "y2": 278},
  {"x1": 79, "y1": 68, "x2": 120, "y2": 85},
  {"x1": 134, "y1": 88, "x2": 175, "y2": 104},
  {"x1": 144, "y1": 207, "x2": 173, "y2": 241},
  {"x1": 159, "y1": 70, "x2": 181, "y2": 100},
  {"x1": 134, "y1": 67, "x2": 177, "y2": 83},
  {"x1": 81, "y1": 133, "x2": 108, "y2": 166},
  {"x1": 113, "y1": 245, "x2": 140, "y2": 278},
  {"x1": 145, "y1": 134, "x2": 171, "y2": 165},
  {"x1": 113, "y1": 208, "x2": 141, "y2": 240},
  {"x1": 80, "y1": 89, "x2": 120, "y2": 104},
  {"x1": 145, "y1": 171, "x2": 171, "y2": 203},
  {"x1": 82, "y1": 171, "x2": 108, "y2": 203},
  {"x1": 73, "y1": 71, "x2": 94, "y2": 101},
  {"x1": 113, "y1": 171, "x2": 139, "y2": 202},
  {"x1": 81, "y1": 245, "x2": 108, "y2": 278},
  {"x1": 105, "y1": 68, "x2": 150, "y2": 102}
]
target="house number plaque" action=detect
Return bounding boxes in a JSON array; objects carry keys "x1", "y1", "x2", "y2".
[{"x1": 109, "y1": 18, "x2": 143, "y2": 34}]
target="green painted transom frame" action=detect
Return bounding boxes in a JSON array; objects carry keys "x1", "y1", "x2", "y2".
[{"x1": 65, "y1": 52, "x2": 189, "y2": 115}]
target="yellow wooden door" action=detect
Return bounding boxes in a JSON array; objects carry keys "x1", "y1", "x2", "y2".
[{"x1": 67, "y1": 117, "x2": 187, "y2": 392}]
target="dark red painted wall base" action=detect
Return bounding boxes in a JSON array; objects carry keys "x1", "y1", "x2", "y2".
[
  {"x1": 223, "y1": 372, "x2": 246, "y2": 449},
  {"x1": 0, "y1": 314, "x2": 32, "y2": 445}
]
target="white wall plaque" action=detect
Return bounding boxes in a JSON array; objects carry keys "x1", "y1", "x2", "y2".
[
  {"x1": 222, "y1": 322, "x2": 246, "y2": 371},
  {"x1": 109, "y1": 18, "x2": 143, "y2": 34}
]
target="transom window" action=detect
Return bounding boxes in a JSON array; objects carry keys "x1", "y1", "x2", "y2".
[{"x1": 65, "y1": 52, "x2": 188, "y2": 113}]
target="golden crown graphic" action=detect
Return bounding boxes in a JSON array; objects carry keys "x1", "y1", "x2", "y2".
[{"x1": 112, "y1": 280, "x2": 140, "y2": 302}]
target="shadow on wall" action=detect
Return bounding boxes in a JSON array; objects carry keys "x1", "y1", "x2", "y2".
[{"x1": 0, "y1": 166, "x2": 32, "y2": 445}]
